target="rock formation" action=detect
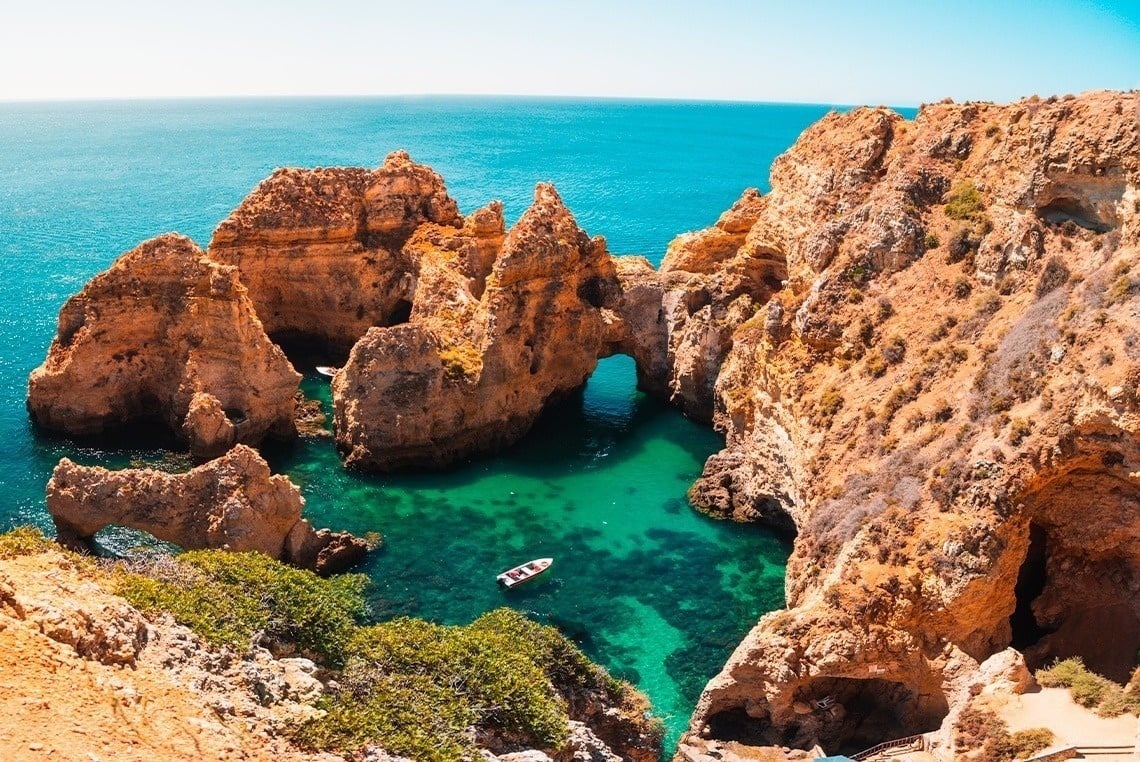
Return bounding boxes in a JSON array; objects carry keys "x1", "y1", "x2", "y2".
[
  {"x1": 46, "y1": 445, "x2": 368, "y2": 574},
  {"x1": 0, "y1": 546, "x2": 336, "y2": 760},
  {"x1": 208, "y1": 151, "x2": 463, "y2": 353},
  {"x1": 27, "y1": 234, "x2": 301, "y2": 458},
  {"x1": 669, "y1": 91, "x2": 1140, "y2": 755},
  {"x1": 333, "y1": 183, "x2": 624, "y2": 469}
]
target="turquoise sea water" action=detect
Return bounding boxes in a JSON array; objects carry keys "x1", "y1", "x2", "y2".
[{"x1": 0, "y1": 97, "x2": 833, "y2": 749}]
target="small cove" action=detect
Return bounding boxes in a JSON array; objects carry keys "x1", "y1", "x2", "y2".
[
  {"x1": 0, "y1": 96, "x2": 825, "y2": 751},
  {"x1": 266, "y1": 357, "x2": 791, "y2": 747}
]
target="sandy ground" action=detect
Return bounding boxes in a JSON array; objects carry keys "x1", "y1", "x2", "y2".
[
  {"x1": 995, "y1": 687, "x2": 1138, "y2": 757},
  {"x1": 0, "y1": 552, "x2": 325, "y2": 762}
]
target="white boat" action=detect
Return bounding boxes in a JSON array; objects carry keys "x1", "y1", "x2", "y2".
[
  {"x1": 315, "y1": 366, "x2": 340, "y2": 377},
  {"x1": 496, "y1": 557, "x2": 553, "y2": 588}
]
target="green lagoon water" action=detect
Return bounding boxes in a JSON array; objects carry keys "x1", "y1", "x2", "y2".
[{"x1": 0, "y1": 96, "x2": 851, "y2": 748}]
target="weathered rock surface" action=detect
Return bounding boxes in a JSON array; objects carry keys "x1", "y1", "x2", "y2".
[
  {"x1": 0, "y1": 547, "x2": 341, "y2": 761},
  {"x1": 209, "y1": 150, "x2": 463, "y2": 352},
  {"x1": 675, "y1": 91, "x2": 1140, "y2": 754},
  {"x1": 27, "y1": 234, "x2": 301, "y2": 458},
  {"x1": 46, "y1": 445, "x2": 367, "y2": 574},
  {"x1": 333, "y1": 183, "x2": 624, "y2": 470}
]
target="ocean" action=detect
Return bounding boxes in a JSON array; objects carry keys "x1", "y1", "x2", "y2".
[{"x1": 0, "y1": 96, "x2": 844, "y2": 749}]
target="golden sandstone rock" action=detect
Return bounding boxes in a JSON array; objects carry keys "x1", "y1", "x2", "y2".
[
  {"x1": 25, "y1": 92, "x2": 1140, "y2": 755},
  {"x1": 46, "y1": 445, "x2": 366, "y2": 574},
  {"x1": 27, "y1": 234, "x2": 300, "y2": 458},
  {"x1": 680, "y1": 90, "x2": 1140, "y2": 754}
]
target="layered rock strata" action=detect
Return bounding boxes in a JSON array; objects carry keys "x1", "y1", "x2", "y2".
[
  {"x1": 46, "y1": 445, "x2": 368, "y2": 574},
  {"x1": 333, "y1": 183, "x2": 624, "y2": 469},
  {"x1": 27, "y1": 234, "x2": 300, "y2": 458},
  {"x1": 208, "y1": 150, "x2": 463, "y2": 353},
  {"x1": 672, "y1": 91, "x2": 1140, "y2": 754}
]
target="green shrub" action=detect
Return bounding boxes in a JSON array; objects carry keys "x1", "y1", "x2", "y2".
[
  {"x1": 993, "y1": 727, "x2": 1054, "y2": 760},
  {"x1": 947, "y1": 226, "x2": 978, "y2": 264},
  {"x1": 945, "y1": 181, "x2": 986, "y2": 221},
  {"x1": 0, "y1": 526, "x2": 54, "y2": 558},
  {"x1": 953, "y1": 276, "x2": 973, "y2": 299},
  {"x1": 924, "y1": 232, "x2": 941, "y2": 249},
  {"x1": 298, "y1": 609, "x2": 622, "y2": 760},
  {"x1": 864, "y1": 351, "x2": 888, "y2": 378},
  {"x1": 114, "y1": 550, "x2": 369, "y2": 665},
  {"x1": 1036, "y1": 656, "x2": 1091, "y2": 687},
  {"x1": 1036, "y1": 657, "x2": 1140, "y2": 716}
]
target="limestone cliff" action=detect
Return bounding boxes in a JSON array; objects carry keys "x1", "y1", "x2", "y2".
[
  {"x1": 208, "y1": 150, "x2": 463, "y2": 353},
  {"x1": 0, "y1": 545, "x2": 340, "y2": 761},
  {"x1": 333, "y1": 183, "x2": 623, "y2": 469},
  {"x1": 27, "y1": 234, "x2": 301, "y2": 458},
  {"x1": 672, "y1": 91, "x2": 1140, "y2": 754},
  {"x1": 46, "y1": 445, "x2": 368, "y2": 574}
]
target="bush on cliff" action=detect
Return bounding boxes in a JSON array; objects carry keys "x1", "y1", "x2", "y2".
[
  {"x1": 114, "y1": 550, "x2": 369, "y2": 665},
  {"x1": 945, "y1": 180, "x2": 986, "y2": 221},
  {"x1": 1036, "y1": 656, "x2": 1140, "y2": 716},
  {"x1": 0, "y1": 525, "x2": 55, "y2": 558},
  {"x1": 297, "y1": 608, "x2": 631, "y2": 760}
]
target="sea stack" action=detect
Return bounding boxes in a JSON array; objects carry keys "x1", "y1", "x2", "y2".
[{"x1": 27, "y1": 234, "x2": 300, "y2": 458}]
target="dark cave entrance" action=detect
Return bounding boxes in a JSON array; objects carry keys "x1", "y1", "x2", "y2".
[
  {"x1": 705, "y1": 678, "x2": 947, "y2": 752},
  {"x1": 386, "y1": 298, "x2": 413, "y2": 326},
  {"x1": 812, "y1": 677, "x2": 948, "y2": 753},
  {"x1": 1035, "y1": 197, "x2": 1114, "y2": 233},
  {"x1": 269, "y1": 331, "x2": 351, "y2": 372},
  {"x1": 1010, "y1": 522, "x2": 1051, "y2": 650},
  {"x1": 1013, "y1": 471, "x2": 1140, "y2": 682}
]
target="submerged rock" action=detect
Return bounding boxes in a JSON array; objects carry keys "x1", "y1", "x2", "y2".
[{"x1": 46, "y1": 445, "x2": 367, "y2": 574}]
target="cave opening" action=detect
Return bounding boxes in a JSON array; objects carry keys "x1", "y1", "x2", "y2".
[
  {"x1": 386, "y1": 298, "x2": 413, "y2": 326},
  {"x1": 1014, "y1": 472, "x2": 1140, "y2": 682},
  {"x1": 1010, "y1": 522, "x2": 1051, "y2": 650},
  {"x1": 704, "y1": 678, "x2": 947, "y2": 752},
  {"x1": 1036, "y1": 197, "x2": 1113, "y2": 233},
  {"x1": 268, "y1": 331, "x2": 351, "y2": 372}
]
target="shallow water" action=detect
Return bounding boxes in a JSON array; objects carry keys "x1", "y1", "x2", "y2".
[{"x1": 0, "y1": 96, "x2": 853, "y2": 749}]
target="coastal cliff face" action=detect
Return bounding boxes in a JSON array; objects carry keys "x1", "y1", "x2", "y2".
[
  {"x1": 27, "y1": 234, "x2": 301, "y2": 458},
  {"x1": 46, "y1": 445, "x2": 368, "y2": 574},
  {"x1": 208, "y1": 151, "x2": 463, "y2": 353},
  {"x1": 0, "y1": 545, "x2": 337, "y2": 761},
  {"x1": 676, "y1": 91, "x2": 1140, "y2": 753}
]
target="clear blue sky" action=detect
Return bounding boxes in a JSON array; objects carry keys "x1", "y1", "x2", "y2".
[{"x1": 2, "y1": 0, "x2": 1138, "y2": 104}]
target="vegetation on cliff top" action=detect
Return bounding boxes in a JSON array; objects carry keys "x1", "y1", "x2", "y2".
[
  {"x1": 113, "y1": 550, "x2": 369, "y2": 666},
  {"x1": 299, "y1": 609, "x2": 640, "y2": 759},
  {"x1": 1, "y1": 528, "x2": 650, "y2": 760},
  {"x1": 955, "y1": 706, "x2": 1053, "y2": 762}
]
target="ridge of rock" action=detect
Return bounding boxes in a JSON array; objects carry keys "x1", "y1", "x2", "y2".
[
  {"x1": 45, "y1": 445, "x2": 368, "y2": 574},
  {"x1": 333, "y1": 182, "x2": 622, "y2": 469},
  {"x1": 208, "y1": 150, "x2": 463, "y2": 352},
  {"x1": 673, "y1": 90, "x2": 1140, "y2": 754}
]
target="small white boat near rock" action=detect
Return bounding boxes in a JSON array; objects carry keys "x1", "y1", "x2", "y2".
[
  {"x1": 497, "y1": 557, "x2": 553, "y2": 588},
  {"x1": 315, "y1": 365, "x2": 340, "y2": 377}
]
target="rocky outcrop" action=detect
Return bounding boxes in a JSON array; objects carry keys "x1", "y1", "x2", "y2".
[
  {"x1": 208, "y1": 151, "x2": 463, "y2": 353},
  {"x1": 46, "y1": 445, "x2": 368, "y2": 574},
  {"x1": 333, "y1": 183, "x2": 623, "y2": 470},
  {"x1": 27, "y1": 234, "x2": 301, "y2": 458},
  {"x1": 0, "y1": 547, "x2": 339, "y2": 761},
  {"x1": 675, "y1": 91, "x2": 1140, "y2": 754}
]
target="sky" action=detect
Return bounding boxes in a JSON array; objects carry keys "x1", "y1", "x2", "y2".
[{"x1": 1, "y1": 0, "x2": 1138, "y2": 105}]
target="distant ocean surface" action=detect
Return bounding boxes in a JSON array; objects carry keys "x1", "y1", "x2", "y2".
[{"x1": 0, "y1": 97, "x2": 886, "y2": 749}]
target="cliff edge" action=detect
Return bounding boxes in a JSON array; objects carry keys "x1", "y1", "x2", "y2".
[{"x1": 676, "y1": 91, "x2": 1140, "y2": 754}]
